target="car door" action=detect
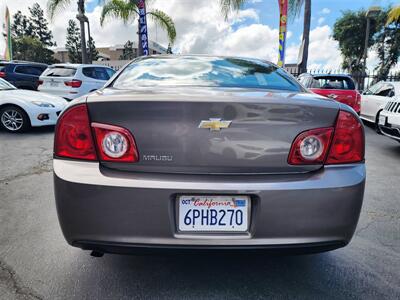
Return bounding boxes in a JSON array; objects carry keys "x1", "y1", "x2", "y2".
[
  {"x1": 81, "y1": 67, "x2": 111, "y2": 93},
  {"x1": 361, "y1": 82, "x2": 382, "y2": 121}
]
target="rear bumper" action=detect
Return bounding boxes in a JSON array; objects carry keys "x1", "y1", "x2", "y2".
[{"x1": 54, "y1": 159, "x2": 365, "y2": 253}]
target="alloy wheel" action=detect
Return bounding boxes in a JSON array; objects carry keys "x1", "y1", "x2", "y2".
[{"x1": 1, "y1": 109, "x2": 24, "y2": 131}]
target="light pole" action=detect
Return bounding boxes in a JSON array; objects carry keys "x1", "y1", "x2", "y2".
[{"x1": 362, "y1": 6, "x2": 381, "y2": 88}]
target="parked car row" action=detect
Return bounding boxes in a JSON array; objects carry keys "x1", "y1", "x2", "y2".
[
  {"x1": 297, "y1": 72, "x2": 399, "y2": 143},
  {"x1": 0, "y1": 60, "x2": 116, "y2": 132},
  {"x1": 0, "y1": 60, "x2": 115, "y2": 99}
]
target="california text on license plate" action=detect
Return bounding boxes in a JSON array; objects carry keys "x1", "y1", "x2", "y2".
[{"x1": 178, "y1": 195, "x2": 250, "y2": 232}]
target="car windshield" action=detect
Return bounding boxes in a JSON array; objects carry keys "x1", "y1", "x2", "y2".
[
  {"x1": 111, "y1": 56, "x2": 303, "y2": 92},
  {"x1": 0, "y1": 78, "x2": 16, "y2": 90}
]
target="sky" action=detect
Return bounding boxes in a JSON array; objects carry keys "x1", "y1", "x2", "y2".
[{"x1": 4, "y1": 0, "x2": 400, "y2": 71}]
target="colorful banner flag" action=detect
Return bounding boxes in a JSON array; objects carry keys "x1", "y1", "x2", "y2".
[
  {"x1": 138, "y1": 0, "x2": 149, "y2": 56},
  {"x1": 5, "y1": 6, "x2": 12, "y2": 60},
  {"x1": 277, "y1": 0, "x2": 288, "y2": 67}
]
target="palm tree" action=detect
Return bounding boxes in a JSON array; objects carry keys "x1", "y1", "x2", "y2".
[
  {"x1": 289, "y1": 0, "x2": 311, "y2": 74},
  {"x1": 48, "y1": 0, "x2": 89, "y2": 63},
  {"x1": 386, "y1": 5, "x2": 400, "y2": 25},
  {"x1": 100, "y1": 0, "x2": 176, "y2": 56},
  {"x1": 219, "y1": 0, "x2": 312, "y2": 73}
]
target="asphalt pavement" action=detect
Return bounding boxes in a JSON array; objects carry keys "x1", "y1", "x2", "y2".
[{"x1": 0, "y1": 124, "x2": 399, "y2": 300}]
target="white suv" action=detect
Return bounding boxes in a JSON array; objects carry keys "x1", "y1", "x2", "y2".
[
  {"x1": 38, "y1": 64, "x2": 116, "y2": 100},
  {"x1": 378, "y1": 97, "x2": 400, "y2": 142}
]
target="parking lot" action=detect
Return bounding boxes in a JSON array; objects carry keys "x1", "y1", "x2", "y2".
[{"x1": 0, "y1": 124, "x2": 399, "y2": 299}]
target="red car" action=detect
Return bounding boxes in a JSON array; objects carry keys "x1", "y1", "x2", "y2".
[{"x1": 299, "y1": 74, "x2": 361, "y2": 114}]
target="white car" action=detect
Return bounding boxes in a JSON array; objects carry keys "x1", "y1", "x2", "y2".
[
  {"x1": 378, "y1": 97, "x2": 400, "y2": 142},
  {"x1": 38, "y1": 64, "x2": 116, "y2": 100},
  {"x1": 0, "y1": 78, "x2": 67, "y2": 132},
  {"x1": 360, "y1": 81, "x2": 400, "y2": 125}
]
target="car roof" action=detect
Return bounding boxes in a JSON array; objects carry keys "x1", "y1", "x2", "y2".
[
  {"x1": 48, "y1": 63, "x2": 113, "y2": 69},
  {"x1": 0, "y1": 60, "x2": 47, "y2": 66}
]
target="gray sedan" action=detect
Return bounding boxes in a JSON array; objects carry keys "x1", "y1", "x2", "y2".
[{"x1": 53, "y1": 55, "x2": 365, "y2": 255}]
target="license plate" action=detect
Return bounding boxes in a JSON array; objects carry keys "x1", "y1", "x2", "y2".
[
  {"x1": 178, "y1": 195, "x2": 250, "y2": 232},
  {"x1": 50, "y1": 81, "x2": 59, "y2": 87},
  {"x1": 379, "y1": 115, "x2": 387, "y2": 125}
]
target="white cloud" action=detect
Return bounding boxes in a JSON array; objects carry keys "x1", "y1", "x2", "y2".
[
  {"x1": 5, "y1": 0, "x2": 396, "y2": 73},
  {"x1": 321, "y1": 8, "x2": 331, "y2": 15},
  {"x1": 317, "y1": 17, "x2": 325, "y2": 25}
]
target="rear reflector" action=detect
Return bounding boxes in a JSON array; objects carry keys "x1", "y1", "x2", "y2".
[
  {"x1": 326, "y1": 110, "x2": 364, "y2": 164},
  {"x1": 64, "y1": 79, "x2": 82, "y2": 88},
  {"x1": 54, "y1": 104, "x2": 97, "y2": 161},
  {"x1": 92, "y1": 123, "x2": 139, "y2": 162}
]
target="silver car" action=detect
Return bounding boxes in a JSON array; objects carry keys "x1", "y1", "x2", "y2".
[{"x1": 53, "y1": 55, "x2": 365, "y2": 255}]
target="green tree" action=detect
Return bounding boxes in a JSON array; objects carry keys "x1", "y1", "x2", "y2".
[
  {"x1": 100, "y1": 0, "x2": 176, "y2": 56},
  {"x1": 29, "y1": 3, "x2": 56, "y2": 47},
  {"x1": 11, "y1": 11, "x2": 33, "y2": 37},
  {"x1": 219, "y1": 0, "x2": 312, "y2": 72},
  {"x1": 333, "y1": 10, "x2": 385, "y2": 73},
  {"x1": 48, "y1": 0, "x2": 90, "y2": 63},
  {"x1": 66, "y1": 19, "x2": 100, "y2": 63},
  {"x1": 88, "y1": 36, "x2": 99, "y2": 62},
  {"x1": 66, "y1": 19, "x2": 82, "y2": 63},
  {"x1": 120, "y1": 40, "x2": 135, "y2": 60},
  {"x1": 12, "y1": 36, "x2": 57, "y2": 64},
  {"x1": 374, "y1": 9, "x2": 400, "y2": 82}
]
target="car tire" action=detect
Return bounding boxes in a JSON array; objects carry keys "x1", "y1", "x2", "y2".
[
  {"x1": 375, "y1": 110, "x2": 383, "y2": 135},
  {"x1": 0, "y1": 105, "x2": 31, "y2": 133}
]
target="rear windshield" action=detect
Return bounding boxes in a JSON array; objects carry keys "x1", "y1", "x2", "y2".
[
  {"x1": 311, "y1": 76, "x2": 355, "y2": 90},
  {"x1": 111, "y1": 56, "x2": 303, "y2": 92},
  {"x1": 0, "y1": 64, "x2": 6, "y2": 72},
  {"x1": 42, "y1": 67, "x2": 77, "y2": 77}
]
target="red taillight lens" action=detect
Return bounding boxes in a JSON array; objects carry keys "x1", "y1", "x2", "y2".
[
  {"x1": 37, "y1": 80, "x2": 43, "y2": 85},
  {"x1": 0, "y1": 71, "x2": 6, "y2": 78},
  {"x1": 288, "y1": 127, "x2": 334, "y2": 165},
  {"x1": 64, "y1": 79, "x2": 82, "y2": 88},
  {"x1": 288, "y1": 110, "x2": 364, "y2": 165},
  {"x1": 54, "y1": 104, "x2": 97, "y2": 161},
  {"x1": 92, "y1": 123, "x2": 139, "y2": 162},
  {"x1": 326, "y1": 110, "x2": 364, "y2": 164}
]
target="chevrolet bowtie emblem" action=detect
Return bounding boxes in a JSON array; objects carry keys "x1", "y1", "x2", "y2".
[{"x1": 198, "y1": 118, "x2": 232, "y2": 131}]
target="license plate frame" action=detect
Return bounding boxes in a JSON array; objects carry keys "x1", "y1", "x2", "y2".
[{"x1": 177, "y1": 195, "x2": 251, "y2": 233}]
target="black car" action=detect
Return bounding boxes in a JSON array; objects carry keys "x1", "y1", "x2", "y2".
[{"x1": 0, "y1": 61, "x2": 48, "y2": 90}]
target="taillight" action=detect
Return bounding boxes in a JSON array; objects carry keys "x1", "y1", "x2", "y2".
[
  {"x1": 288, "y1": 127, "x2": 334, "y2": 165},
  {"x1": 0, "y1": 71, "x2": 6, "y2": 78},
  {"x1": 92, "y1": 123, "x2": 139, "y2": 162},
  {"x1": 326, "y1": 110, "x2": 364, "y2": 164},
  {"x1": 288, "y1": 110, "x2": 364, "y2": 165},
  {"x1": 37, "y1": 80, "x2": 43, "y2": 85},
  {"x1": 54, "y1": 104, "x2": 97, "y2": 161},
  {"x1": 64, "y1": 79, "x2": 82, "y2": 88}
]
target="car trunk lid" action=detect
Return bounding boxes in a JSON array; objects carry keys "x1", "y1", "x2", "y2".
[{"x1": 87, "y1": 87, "x2": 340, "y2": 175}]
